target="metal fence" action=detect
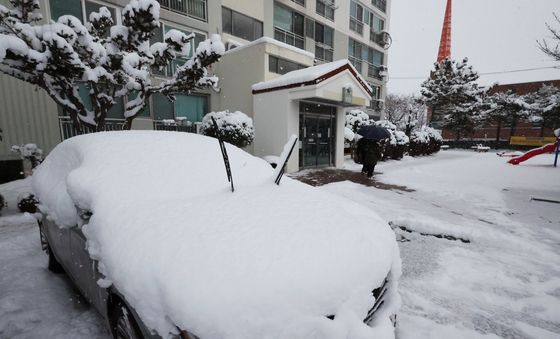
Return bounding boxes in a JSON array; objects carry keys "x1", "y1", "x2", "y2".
[
  {"x1": 153, "y1": 120, "x2": 201, "y2": 134},
  {"x1": 274, "y1": 27, "x2": 305, "y2": 49},
  {"x1": 158, "y1": 0, "x2": 207, "y2": 21},
  {"x1": 58, "y1": 116, "x2": 126, "y2": 140}
]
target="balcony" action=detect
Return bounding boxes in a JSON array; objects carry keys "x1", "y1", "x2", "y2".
[
  {"x1": 158, "y1": 0, "x2": 207, "y2": 22},
  {"x1": 368, "y1": 64, "x2": 385, "y2": 80},
  {"x1": 274, "y1": 27, "x2": 305, "y2": 49},
  {"x1": 371, "y1": 0, "x2": 387, "y2": 13},
  {"x1": 349, "y1": 56, "x2": 362, "y2": 73},
  {"x1": 315, "y1": 43, "x2": 334, "y2": 62}
]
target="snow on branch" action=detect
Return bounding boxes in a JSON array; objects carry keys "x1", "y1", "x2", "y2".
[{"x1": 0, "y1": 0, "x2": 224, "y2": 132}]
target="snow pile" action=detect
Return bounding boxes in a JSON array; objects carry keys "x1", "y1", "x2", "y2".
[
  {"x1": 32, "y1": 132, "x2": 401, "y2": 339},
  {"x1": 201, "y1": 110, "x2": 254, "y2": 148}
]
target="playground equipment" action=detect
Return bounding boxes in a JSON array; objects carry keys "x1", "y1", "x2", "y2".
[{"x1": 508, "y1": 129, "x2": 560, "y2": 166}]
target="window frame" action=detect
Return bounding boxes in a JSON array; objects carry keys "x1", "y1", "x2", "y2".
[
  {"x1": 222, "y1": 6, "x2": 264, "y2": 42},
  {"x1": 316, "y1": 0, "x2": 335, "y2": 21}
]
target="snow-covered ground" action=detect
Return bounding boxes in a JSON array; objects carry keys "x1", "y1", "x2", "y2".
[
  {"x1": 331, "y1": 150, "x2": 560, "y2": 339},
  {"x1": 0, "y1": 150, "x2": 559, "y2": 338}
]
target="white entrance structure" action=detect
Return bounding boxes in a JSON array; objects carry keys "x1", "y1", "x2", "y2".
[{"x1": 252, "y1": 60, "x2": 372, "y2": 173}]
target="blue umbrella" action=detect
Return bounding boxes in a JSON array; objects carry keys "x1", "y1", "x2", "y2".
[{"x1": 357, "y1": 125, "x2": 391, "y2": 141}]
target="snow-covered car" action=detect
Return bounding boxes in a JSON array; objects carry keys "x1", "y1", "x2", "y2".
[{"x1": 33, "y1": 131, "x2": 401, "y2": 339}]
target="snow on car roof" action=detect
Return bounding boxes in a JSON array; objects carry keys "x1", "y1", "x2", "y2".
[{"x1": 33, "y1": 131, "x2": 400, "y2": 339}]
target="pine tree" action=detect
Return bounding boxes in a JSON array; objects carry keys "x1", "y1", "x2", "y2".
[
  {"x1": 421, "y1": 58, "x2": 486, "y2": 140},
  {"x1": 480, "y1": 90, "x2": 529, "y2": 141},
  {"x1": 525, "y1": 85, "x2": 560, "y2": 135},
  {"x1": 0, "y1": 0, "x2": 224, "y2": 132}
]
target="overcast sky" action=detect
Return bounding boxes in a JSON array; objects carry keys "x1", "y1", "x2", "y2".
[{"x1": 387, "y1": 0, "x2": 560, "y2": 95}]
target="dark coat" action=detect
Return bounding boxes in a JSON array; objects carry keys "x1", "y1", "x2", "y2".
[{"x1": 357, "y1": 139, "x2": 382, "y2": 165}]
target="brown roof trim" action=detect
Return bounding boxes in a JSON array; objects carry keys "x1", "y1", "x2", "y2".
[{"x1": 252, "y1": 63, "x2": 373, "y2": 97}]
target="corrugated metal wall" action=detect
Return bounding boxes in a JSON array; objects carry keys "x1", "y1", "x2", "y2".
[{"x1": 0, "y1": 74, "x2": 61, "y2": 158}]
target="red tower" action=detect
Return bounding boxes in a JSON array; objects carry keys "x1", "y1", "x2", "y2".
[{"x1": 437, "y1": 0, "x2": 452, "y2": 62}]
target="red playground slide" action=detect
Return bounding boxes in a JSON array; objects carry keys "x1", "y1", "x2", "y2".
[{"x1": 508, "y1": 142, "x2": 558, "y2": 165}]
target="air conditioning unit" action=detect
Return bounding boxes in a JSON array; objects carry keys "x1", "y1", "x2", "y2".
[{"x1": 375, "y1": 31, "x2": 392, "y2": 49}]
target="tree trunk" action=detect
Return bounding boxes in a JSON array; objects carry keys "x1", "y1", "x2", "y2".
[
  {"x1": 540, "y1": 119, "x2": 546, "y2": 137},
  {"x1": 495, "y1": 120, "x2": 501, "y2": 142},
  {"x1": 510, "y1": 117, "x2": 517, "y2": 138}
]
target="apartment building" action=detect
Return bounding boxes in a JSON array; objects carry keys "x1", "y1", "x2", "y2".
[{"x1": 0, "y1": 0, "x2": 391, "y2": 176}]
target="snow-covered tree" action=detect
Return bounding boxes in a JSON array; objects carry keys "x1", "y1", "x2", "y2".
[
  {"x1": 480, "y1": 90, "x2": 530, "y2": 141},
  {"x1": 345, "y1": 109, "x2": 371, "y2": 133},
  {"x1": 421, "y1": 58, "x2": 485, "y2": 140},
  {"x1": 539, "y1": 13, "x2": 560, "y2": 61},
  {"x1": 0, "y1": 0, "x2": 224, "y2": 131},
  {"x1": 525, "y1": 85, "x2": 560, "y2": 134},
  {"x1": 201, "y1": 110, "x2": 254, "y2": 148},
  {"x1": 384, "y1": 93, "x2": 427, "y2": 136}
]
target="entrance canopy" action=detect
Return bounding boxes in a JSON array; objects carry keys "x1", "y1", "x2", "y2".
[{"x1": 252, "y1": 59, "x2": 372, "y2": 107}]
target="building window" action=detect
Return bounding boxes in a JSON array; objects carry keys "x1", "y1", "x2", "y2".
[
  {"x1": 49, "y1": 0, "x2": 82, "y2": 21},
  {"x1": 316, "y1": 0, "x2": 334, "y2": 21},
  {"x1": 314, "y1": 22, "x2": 334, "y2": 62},
  {"x1": 349, "y1": 1, "x2": 364, "y2": 35},
  {"x1": 50, "y1": 0, "x2": 118, "y2": 25},
  {"x1": 370, "y1": 13, "x2": 385, "y2": 33},
  {"x1": 274, "y1": 2, "x2": 305, "y2": 49},
  {"x1": 292, "y1": 0, "x2": 305, "y2": 6},
  {"x1": 348, "y1": 38, "x2": 364, "y2": 72},
  {"x1": 150, "y1": 23, "x2": 206, "y2": 76},
  {"x1": 367, "y1": 48, "x2": 384, "y2": 79},
  {"x1": 158, "y1": 0, "x2": 207, "y2": 22},
  {"x1": 369, "y1": 12, "x2": 385, "y2": 45},
  {"x1": 269, "y1": 55, "x2": 307, "y2": 75},
  {"x1": 222, "y1": 7, "x2": 263, "y2": 41},
  {"x1": 371, "y1": 0, "x2": 387, "y2": 13},
  {"x1": 152, "y1": 93, "x2": 208, "y2": 122}
]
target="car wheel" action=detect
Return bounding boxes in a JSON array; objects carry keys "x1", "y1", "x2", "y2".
[
  {"x1": 46, "y1": 243, "x2": 64, "y2": 273},
  {"x1": 110, "y1": 301, "x2": 143, "y2": 339}
]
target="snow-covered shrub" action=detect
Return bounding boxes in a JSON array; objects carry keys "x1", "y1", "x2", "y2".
[
  {"x1": 374, "y1": 120, "x2": 410, "y2": 160},
  {"x1": 0, "y1": 0, "x2": 224, "y2": 131},
  {"x1": 17, "y1": 193, "x2": 39, "y2": 213},
  {"x1": 11, "y1": 143, "x2": 43, "y2": 168},
  {"x1": 345, "y1": 109, "x2": 371, "y2": 133},
  {"x1": 344, "y1": 127, "x2": 355, "y2": 143},
  {"x1": 409, "y1": 127, "x2": 442, "y2": 156},
  {"x1": 201, "y1": 110, "x2": 254, "y2": 148}
]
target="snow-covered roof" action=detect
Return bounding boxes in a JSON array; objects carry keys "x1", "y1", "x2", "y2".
[
  {"x1": 224, "y1": 36, "x2": 315, "y2": 59},
  {"x1": 32, "y1": 131, "x2": 400, "y2": 339},
  {"x1": 252, "y1": 59, "x2": 373, "y2": 96}
]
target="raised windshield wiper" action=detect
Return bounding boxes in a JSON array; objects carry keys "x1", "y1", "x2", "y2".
[{"x1": 211, "y1": 116, "x2": 234, "y2": 193}]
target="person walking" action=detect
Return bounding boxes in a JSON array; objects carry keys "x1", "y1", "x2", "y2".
[{"x1": 357, "y1": 138, "x2": 382, "y2": 178}]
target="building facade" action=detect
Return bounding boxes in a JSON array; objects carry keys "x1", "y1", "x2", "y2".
[{"x1": 0, "y1": 0, "x2": 391, "y2": 174}]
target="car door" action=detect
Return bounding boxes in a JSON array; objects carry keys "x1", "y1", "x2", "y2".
[
  {"x1": 68, "y1": 225, "x2": 99, "y2": 305},
  {"x1": 43, "y1": 219, "x2": 71, "y2": 269}
]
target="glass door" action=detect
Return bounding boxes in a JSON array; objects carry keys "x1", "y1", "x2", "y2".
[{"x1": 299, "y1": 103, "x2": 336, "y2": 168}]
